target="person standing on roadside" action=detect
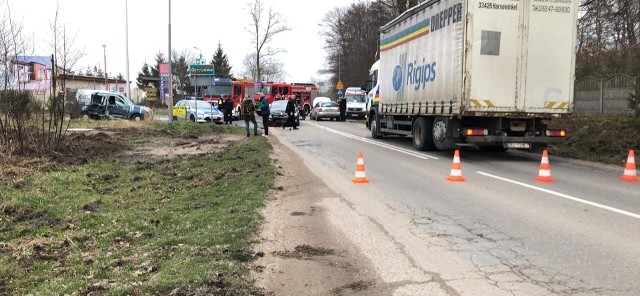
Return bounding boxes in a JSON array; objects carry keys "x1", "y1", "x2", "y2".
[
  {"x1": 243, "y1": 95, "x2": 258, "y2": 137},
  {"x1": 259, "y1": 94, "x2": 270, "y2": 137},
  {"x1": 284, "y1": 96, "x2": 298, "y2": 130},
  {"x1": 339, "y1": 97, "x2": 347, "y2": 121},
  {"x1": 218, "y1": 95, "x2": 224, "y2": 110},
  {"x1": 223, "y1": 94, "x2": 234, "y2": 125}
]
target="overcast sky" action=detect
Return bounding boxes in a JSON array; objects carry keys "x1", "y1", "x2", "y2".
[{"x1": 8, "y1": 0, "x2": 358, "y2": 87}]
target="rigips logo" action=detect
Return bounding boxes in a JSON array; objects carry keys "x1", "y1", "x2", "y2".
[{"x1": 392, "y1": 58, "x2": 437, "y2": 92}]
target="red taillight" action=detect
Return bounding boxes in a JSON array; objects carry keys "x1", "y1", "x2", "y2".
[
  {"x1": 318, "y1": 108, "x2": 323, "y2": 112},
  {"x1": 466, "y1": 128, "x2": 488, "y2": 136},
  {"x1": 546, "y1": 129, "x2": 566, "y2": 137}
]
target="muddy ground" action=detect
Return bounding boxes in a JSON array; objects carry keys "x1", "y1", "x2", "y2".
[
  {"x1": 252, "y1": 137, "x2": 389, "y2": 295},
  {"x1": 0, "y1": 127, "x2": 240, "y2": 187}
]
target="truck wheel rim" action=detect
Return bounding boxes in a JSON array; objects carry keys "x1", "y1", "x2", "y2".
[
  {"x1": 434, "y1": 120, "x2": 446, "y2": 143},
  {"x1": 414, "y1": 125, "x2": 422, "y2": 145}
]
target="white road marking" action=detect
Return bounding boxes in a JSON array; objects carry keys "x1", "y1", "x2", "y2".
[
  {"x1": 306, "y1": 121, "x2": 439, "y2": 160},
  {"x1": 478, "y1": 171, "x2": 640, "y2": 220},
  {"x1": 305, "y1": 121, "x2": 640, "y2": 220}
]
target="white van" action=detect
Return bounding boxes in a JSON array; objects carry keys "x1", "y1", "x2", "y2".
[{"x1": 344, "y1": 87, "x2": 367, "y2": 119}]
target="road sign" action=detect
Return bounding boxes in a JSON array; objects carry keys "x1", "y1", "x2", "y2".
[
  {"x1": 337, "y1": 90, "x2": 343, "y2": 95},
  {"x1": 159, "y1": 63, "x2": 170, "y2": 100},
  {"x1": 172, "y1": 106, "x2": 186, "y2": 117},
  {"x1": 336, "y1": 80, "x2": 344, "y2": 90},
  {"x1": 189, "y1": 64, "x2": 215, "y2": 76}
]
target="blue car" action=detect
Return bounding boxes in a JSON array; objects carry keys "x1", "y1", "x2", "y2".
[{"x1": 173, "y1": 99, "x2": 223, "y2": 123}]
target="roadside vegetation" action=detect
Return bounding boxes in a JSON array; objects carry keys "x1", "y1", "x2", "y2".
[
  {"x1": 550, "y1": 114, "x2": 640, "y2": 165},
  {"x1": 0, "y1": 120, "x2": 273, "y2": 295}
]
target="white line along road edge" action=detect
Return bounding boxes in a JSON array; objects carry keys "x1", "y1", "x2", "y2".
[
  {"x1": 305, "y1": 121, "x2": 639, "y2": 220},
  {"x1": 478, "y1": 171, "x2": 640, "y2": 220},
  {"x1": 306, "y1": 122, "x2": 439, "y2": 160}
]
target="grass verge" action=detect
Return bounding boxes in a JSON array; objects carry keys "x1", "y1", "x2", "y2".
[
  {"x1": 549, "y1": 114, "x2": 640, "y2": 165},
  {"x1": 0, "y1": 121, "x2": 273, "y2": 295}
]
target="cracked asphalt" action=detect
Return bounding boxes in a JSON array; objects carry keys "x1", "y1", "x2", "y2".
[{"x1": 273, "y1": 119, "x2": 640, "y2": 295}]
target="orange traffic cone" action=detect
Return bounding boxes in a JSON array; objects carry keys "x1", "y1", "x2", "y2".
[
  {"x1": 446, "y1": 150, "x2": 466, "y2": 182},
  {"x1": 352, "y1": 152, "x2": 370, "y2": 184},
  {"x1": 620, "y1": 150, "x2": 640, "y2": 182},
  {"x1": 535, "y1": 150, "x2": 554, "y2": 183}
]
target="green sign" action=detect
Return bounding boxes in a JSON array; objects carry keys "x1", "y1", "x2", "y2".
[{"x1": 188, "y1": 64, "x2": 215, "y2": 76}]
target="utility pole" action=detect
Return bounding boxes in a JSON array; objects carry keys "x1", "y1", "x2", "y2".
[
  {"x1": 168, "y1": 0, "x2": 173, "y2": 125},
  {"x1": 125, "y1": 0, "x2": 131, "y2": 99},
  {"x1": 102, "y1": 44, "x2": 108, "y2": 90}
]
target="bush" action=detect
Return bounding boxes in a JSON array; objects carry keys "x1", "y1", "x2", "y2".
[{"x1": 0, "y1": 90, "x2": 36, "y2": 153}]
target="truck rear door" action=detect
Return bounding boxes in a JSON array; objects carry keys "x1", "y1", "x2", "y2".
[
  {"x1": 466, "y1": 1, "x2": 522, "y2": 112},
  {"x1": 521, "y1": 0, "x2": 577, "y2": 114},
  {"x1": 465, "y1": 0, "x2": 577, "y2": 114}
]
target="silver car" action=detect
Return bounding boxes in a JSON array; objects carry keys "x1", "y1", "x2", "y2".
[{"x1": 310, "y1": 101, "x2": 340, "y2": 121}]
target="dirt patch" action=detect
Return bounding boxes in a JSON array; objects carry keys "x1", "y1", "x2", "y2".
[
  {"x1": 332, "y1": 281, "x2": 374, "y2": 295},
  {"x1": 127, "y1": 134, "x2": 244, "y2": 159},
  {"x1": 273, "y1": 244, "x2": 335, "y2": 259},
  {"x1": 0, "y1": 130, "x2": 129, "y2": 186},
  {"x1": 82, "y1": 200, "x2": 103, "y2": 213},
  {"x1": 290, "y1": 211, "x2": 306, "y2": 216}
]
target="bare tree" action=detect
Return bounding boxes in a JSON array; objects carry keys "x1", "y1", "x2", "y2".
[
  {"x1": 0, "y1": 1, "x2": 31, "y2": 91},
  {"x1": 378, "y1": 0, "x2": 422, "y2": 15},
  {"x1": 242, "y1": 52, "x2": 286, "y2": 82},
  {"x1": 320, "y1": 2, "x2": 393, "y2": 93},
  {"x1": 43, "y1": 1, "x2": 84, "y2": 151},
  {"x1": 0, "y1": 1, "x2": 35, "y2": 154},
  {"x1": 576, "y1": 0, "x2": 640, "y2": 78},
  {"x1": 245, "y1": 0, "x2": 290, "y2": 81}
]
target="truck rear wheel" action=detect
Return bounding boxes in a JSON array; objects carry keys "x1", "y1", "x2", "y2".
[
  {"x1": 413, "y1": 117, "x2": 434, "y2": 151},
  {"x1": 433, "y1": 116, "x2": 456, "y2": 150}
]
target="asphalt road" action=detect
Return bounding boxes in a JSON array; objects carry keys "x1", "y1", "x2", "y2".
[{"x1": 273, "y1": 119, "x2": 640, "y2": 295}]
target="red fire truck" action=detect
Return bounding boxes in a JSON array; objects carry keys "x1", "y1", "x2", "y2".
[
  {"x1": 232, "y1": 78, "x2": 255, "y2": 119},
  {"x1": 290, "y1": 83, "x2": 318, "y2": 117},
  {"x1": 197, "y1": 77, "x2": 233, "y2": 105},
  {"x1": 253, "y1": 81, "x2": 318, "y2": 118},
  {"x1": 253, "y1": 82, "x2": 290, "y2": 104}
]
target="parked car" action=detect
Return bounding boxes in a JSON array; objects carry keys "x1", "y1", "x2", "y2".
[
  {"x1": 86, "y1": 91, "x2": 152, "y2": 121},
  {"x1": 64, "y1": 89, "x2": 102, "y2": 119},
  {"x1": 173, "y1": 99, "x2": 223, "y2": 123},
  {"x1": 310, "y1": 101, "x2": 340, "y2": 121},
  {"x1": 312, "y1": 96, "x2": 332, "y2": 108},
  {"x1": 268, "y1": 99, "x2": 300, "y2": 126}
]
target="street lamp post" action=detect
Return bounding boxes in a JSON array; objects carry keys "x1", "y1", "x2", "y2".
[
  {"x1": 167, "y1": 0, "x2": 173, "y2": 125},
  {"x1": 193, "y1": 46, "x2": 203, "y2": 99},
  {"x1": 102, "y1": 44, "x2": 108, "y2": 90},
  {"x1": 125, "y1": 0, "x2": 131, "y2": 99}
]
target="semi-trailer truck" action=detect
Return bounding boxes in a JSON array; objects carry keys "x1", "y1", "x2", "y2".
[{"x1": 364, "y1": 0, "x2": 578, "y2": 151}]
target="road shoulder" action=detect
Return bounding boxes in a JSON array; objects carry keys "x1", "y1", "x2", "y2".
[{"x1": 252, "y1": 136, "x2": 390, "y2": 295}]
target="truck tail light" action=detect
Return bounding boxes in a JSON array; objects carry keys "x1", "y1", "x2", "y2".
[
  {"x1": 545, "y1": 129, "x2": 566, "y2": 137},
  {"x1": 466, "y1": 128, "x2": 488, "y2": 136}
]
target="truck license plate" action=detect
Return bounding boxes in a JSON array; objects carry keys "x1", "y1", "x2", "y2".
[
  {"x1": 351, "y1": 114, "x2": 358, "y2": 117},
  {"x1": 504, "y1": 143, "x2": 531, "y2": 149}
]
